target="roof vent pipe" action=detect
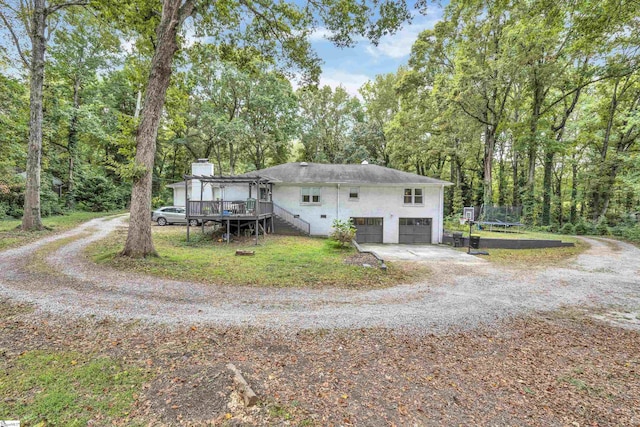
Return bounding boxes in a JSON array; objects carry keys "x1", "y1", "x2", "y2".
[
  {"x1": 300, "y1": 162, "x2": 308, "y2": 167},
  {"x1": 361, "y1": 160, "x2": 369, "y2": 165}
]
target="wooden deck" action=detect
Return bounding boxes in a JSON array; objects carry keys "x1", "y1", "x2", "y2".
[
  {"x1": 187, "y1": 200, "x2": 273, "y2": 220},
  {"x1": 186, "y1": 200, "x2": 274, "y2": 243}
]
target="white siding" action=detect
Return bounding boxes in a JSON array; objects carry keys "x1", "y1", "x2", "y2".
[
  {"x1": 271, "y1": 184, "x2": 445, "y2": 244},
  {"x1": 190, "y1": 162, "x2": 215, "y2": 201},
  {"x1": 222, "y1": 184, "x2": 252, "y2": 201},
  {"x1": 173, "y1": 187, "x2": 186, "y2": 207}
]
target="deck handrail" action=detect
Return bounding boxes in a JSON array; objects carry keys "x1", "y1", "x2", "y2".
[
  {"x1": 187, "y1": 200, "x2": 273, "y2": 217},
  {"x1": 272, "y1": 203, "x2": 310, "y2": 235}
]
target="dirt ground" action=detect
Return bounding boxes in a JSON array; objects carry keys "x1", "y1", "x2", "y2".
[{"x1": 2, "y1": 298, "x2": 639, "y2": 426}]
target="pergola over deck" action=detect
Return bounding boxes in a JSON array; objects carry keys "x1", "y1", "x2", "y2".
[{"x1": 183, "y1": 174, "x2": 275, "y2": 244}]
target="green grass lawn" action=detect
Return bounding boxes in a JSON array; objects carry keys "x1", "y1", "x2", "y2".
[
  {"x1": 88, "y1": 226, "x2": 428, "y2": 288},
  {"x1": 473, "y1": 230, "x2": 578, "y2": 242},
  {"x1": 476, "y1": 240, "x2": 589, "y2": 266},
  {"x1": 0, "y1": 211, "x2": 124, "y2": 251},
  {"x1": 0, "y1": 350, "x2": 148, "y2": 426},
  {"x1": 452, "y1": 228, "x2": 579, "y2": 242},
  {"x1": 450, "y1": 227, "x2": 586, "y2": 267}
]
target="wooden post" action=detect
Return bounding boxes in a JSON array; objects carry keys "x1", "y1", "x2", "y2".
[
  {"x1": 186, "y1": 179, "x2": 190, "y2": 242},
  {"x1": 226, "y1": 219, "x2": 230, "y2": 244},
  {"x1": 255, "y1": 218, "x2": 259, "y2": 245}
]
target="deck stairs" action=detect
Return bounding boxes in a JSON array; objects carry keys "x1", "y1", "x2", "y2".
[{"x1": 272, "y1": 204, "x2": 310, "y2": 236}]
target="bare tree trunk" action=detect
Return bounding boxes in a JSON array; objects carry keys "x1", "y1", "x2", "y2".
[
  {"x1": 524, "y1": 79, "x2": 543, "y2": 221},
  {"x1": 229, "y1": 142, "x2": 236, "y2": 175},
  {"x1": 482, "y1": 126, "x2": 495, "y2": 207},
  {"x1": 66, "y1": 76, "x2": 81, "y2": 209},
  {"x1": 122, "y1": 0, "x2": 195, "y2": 258},
  {"x1": 497, "y1": 137, "x2": 506, "y2": 206},
  {"x1": 134, "y1": 90, "x2": 143, "y2": 119},
  {"x1": 22, "y1": 0, "x2": 47, "y2": 231},
  {"x1": 553, "y1": 157, "x2": 564, "y2": 226},
  {"x1": 541, "y1": 149, "x2": 554, "y2": 225},
  {"x1": 570, "y1": 155, "x2": 578, "y2": 224}
]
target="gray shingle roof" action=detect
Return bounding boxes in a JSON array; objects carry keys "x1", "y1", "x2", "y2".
[{"x1": 238, "y1": 163, "x2": 452, "y2": 185}]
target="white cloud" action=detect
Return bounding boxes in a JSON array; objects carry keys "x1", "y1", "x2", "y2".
[
  {"x1": 364, "y1": 16, "x2": 441, "y2": 59},
  {"x1": 319, "y1": 68, "x2": 371, "y2": 98},
  {"x1": 307, "y1": 27, "x2": 367, "y2": 43},
  {"x1": 308, "y1": 27, "x2": 333, "y2": 42},
  {"x1": 121, "y1": 39, "x2": 135, "y2": 54},
  {"x1": 181, "y1": 22, "x2": 201, "y2": 48}
]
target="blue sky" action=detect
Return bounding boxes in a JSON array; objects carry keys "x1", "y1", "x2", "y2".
[
  {"x1": 1, "y1": 3, "x2": 443, "y2": 97},
  {"x1": 309, "y1": 6, "x2": 444, "y2": 96}
]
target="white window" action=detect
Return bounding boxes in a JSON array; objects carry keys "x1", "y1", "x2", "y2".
[
  {"x1": 349, "y1": 187, "x2": 359, "y2": 200},
  {"x1": 403, "y1": 188, "x2": 424, "y2": 205},
  {"x1": 301, "y1": 187, "x2": 321, "y2": 204}
]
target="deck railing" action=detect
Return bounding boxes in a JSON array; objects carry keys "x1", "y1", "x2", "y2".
[
  {"x1": 188, "y1": 200, "x2": 273, "y2": 217},
  {"x1": 273, "y1": 203, "x2": 311, "y2": 235},
  {"x1": 259, "y1": 200, "x2": 273, "y2": 215}
]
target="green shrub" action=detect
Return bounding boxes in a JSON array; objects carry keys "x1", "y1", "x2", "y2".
[
  {"x1": 75, "y1": 173, "x2": 128, "y2": 212},
  {"x1": 152, "y1": 195, "x2": 171, "y2": 209},
  {"x1": 330, "y1": 219, "x2": 356, "y2": 247},
  {"x1": 574, "y1": 221, "x2": 590, "y2": 235},
  {"x1": 595, "y1": 218, "x2": 610, "y2": 236},
  {"x1": 0, "y1": 201, "x2": 10, "y2": 219},
  {"x1": 560, "y1": 223, "x2": 575, "y2": 235},
  {"x1": 625, "y1": 226, "x2": 640, "y2": 242},
  {"x1": 0, "y1": 176, "x2": 24, "y2": 218},
  {"x1": 40, "y1": 176, "x2": 64, "y2": 217}
]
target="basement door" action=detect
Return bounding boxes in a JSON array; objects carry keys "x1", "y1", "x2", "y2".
[
  {"x1": 351, "y1": 217, "x2": 384, "y2": 243},
  {"x1": 399, "y1": 217, "x2": 432, "y2": 244}
]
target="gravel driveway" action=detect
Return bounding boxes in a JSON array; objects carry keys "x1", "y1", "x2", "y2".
[{"x1": 1, "y1": 215, "x2": 639, "y2": 331}]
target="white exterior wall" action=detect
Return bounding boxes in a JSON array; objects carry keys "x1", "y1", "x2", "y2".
[
  {"x1": 221, "y1": 184, "x2": 252, "y2": 201},
  {"x1": 191, "y1": 162, "x2": 215, "y2": 201},
  {"x1": 271, "y1": 183, "x2": 445, "y2": 244},
  {"x1": 173, "y1": 187, "x2": 186, "y2": 207}
]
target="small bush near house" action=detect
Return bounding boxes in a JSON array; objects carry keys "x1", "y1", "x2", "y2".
[{"x1": 330, "y1": 219, "x2": 356, "y2": 248}]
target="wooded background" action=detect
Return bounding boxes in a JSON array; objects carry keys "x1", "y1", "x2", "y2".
[{"x1": 1, "y1": 0, "x2": 638, "y2": 235}]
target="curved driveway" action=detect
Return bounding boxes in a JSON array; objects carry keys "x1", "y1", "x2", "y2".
[{"x1": 1, "y1": 215, "x2": 639, "y2": 331}]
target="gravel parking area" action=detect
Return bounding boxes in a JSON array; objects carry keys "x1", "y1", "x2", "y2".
[{"x1": 1, "y1": 215, "x2": 639, "y2": 331}]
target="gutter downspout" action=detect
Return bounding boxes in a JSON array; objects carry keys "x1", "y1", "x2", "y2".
[
  {"x1": 438, "y1": 185, "x2": 444, "y2": 243},
  {"x1": 336, "y1": 183, "x2": 340, "y2": 220}
]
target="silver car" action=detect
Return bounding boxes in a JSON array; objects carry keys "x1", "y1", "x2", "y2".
[{"x1": 151, "y1": 206, "x2": 199, "y2": 226}]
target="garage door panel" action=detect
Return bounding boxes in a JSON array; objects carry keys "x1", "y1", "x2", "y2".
[
  {"x1": 399, "y1": 218, "x2": 432, "y2": 244},
  {"x1": 352, "y1": 217, "x2": 383, "y2": 243}
]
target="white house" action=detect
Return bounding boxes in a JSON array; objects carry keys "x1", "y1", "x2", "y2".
[
  {"x1": 166, "y1": 159, "x2": 215, "y2": 206},
  {"x1": 168, "y1": 160, "x2": 452, "y2": 244}
]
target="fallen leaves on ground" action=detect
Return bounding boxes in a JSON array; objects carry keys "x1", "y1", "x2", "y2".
[{"x1": 1, "y1": 299, "x2": 638, "y2": 426}]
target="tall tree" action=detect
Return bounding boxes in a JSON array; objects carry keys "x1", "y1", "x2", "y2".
[
  {"x1": 104, "y1": 0, "x2": 412, "y2": 257},
  {"x1": 0, "y1": 0, "x2": 88, "y2": 230},
  {"x1": 47, "y1": 10, "x2": 120, "y2": 208},
  {"x1": 298, "y1": 85, "x2": 363, "y2": 163}
]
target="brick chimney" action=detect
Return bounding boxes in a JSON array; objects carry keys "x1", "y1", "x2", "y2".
[{"x1": 191, "y1": 159, "x2": 214, "y2": 201}]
